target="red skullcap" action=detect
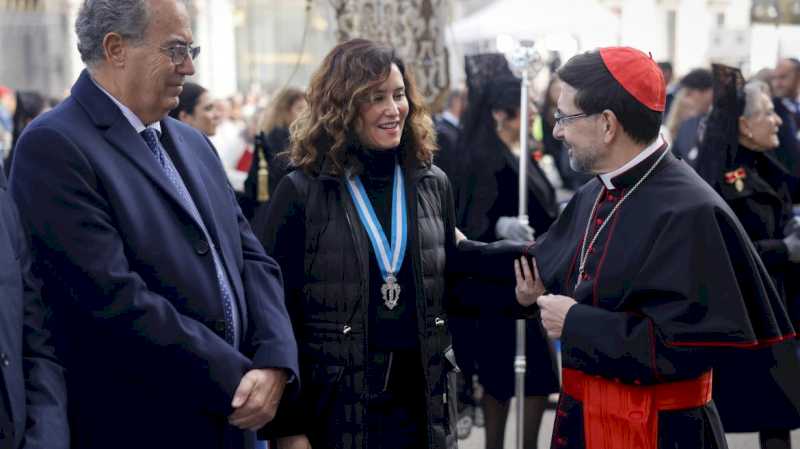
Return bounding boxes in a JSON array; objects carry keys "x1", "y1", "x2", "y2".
[{"x1": 599, "y1": 47, "x2": 666, "y2": 112}]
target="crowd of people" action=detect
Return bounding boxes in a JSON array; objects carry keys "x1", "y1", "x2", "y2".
[{"x1": 1, "y1": 1, "x2": 800, "y2": 449}]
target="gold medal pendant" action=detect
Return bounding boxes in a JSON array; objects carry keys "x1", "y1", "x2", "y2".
[
  {"x1": 381, "y1": 274, "x2": 401, "y2": 310},
  {"x1": 735, "y1": 178, "x2": 744, "y2": 192}
]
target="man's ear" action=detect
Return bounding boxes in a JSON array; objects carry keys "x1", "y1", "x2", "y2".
[
  {"x1": 103, "y1": 32, "x2": 127, "y2": 68},
  {"x1": 600, "y1": 109, "x2": 619, "y2": 144}
]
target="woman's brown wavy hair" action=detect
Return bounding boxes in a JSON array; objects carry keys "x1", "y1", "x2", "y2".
[{"x1": 290, "y1": 38, "x2": 437, "y2": 176}]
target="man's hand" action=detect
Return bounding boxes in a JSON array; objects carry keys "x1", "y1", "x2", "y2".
[
  {"x1": 536, "y1": 294, "x2": 577, "y2": 339},
  {"x1": 277, "y1": 435, "x2": 312, "y2": 449},
  {"x1": 514, "y1": 256, "x2": 544, "y2": 306},
  {"x1": 228, "y1": 368, "x2": 288, "y2": 431}
]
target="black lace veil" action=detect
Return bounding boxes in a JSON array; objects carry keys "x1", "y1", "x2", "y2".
[
  {"x1": 695, "y1": 64, "x2": 745, "y2": 189},
  {"x1": 459, "y1": 53, "x2": 521, "y2": 161}
]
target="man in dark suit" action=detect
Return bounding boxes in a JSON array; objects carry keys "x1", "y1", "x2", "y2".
[
  {"x1": 434, "y1": 88, "x2": 465, "y2": 181},
  {"x1": 773, "y1": 58, "x2": 800, "y2": 132},
  {"x1": 8, "y1": 1, "x2": 298, "y2": 448},
  {"x1": 671, "y1": 113, "x2": 706, "y2": 166},
  {"x1": 0, "y1": 173, "x2": 68, "y2": 449}
]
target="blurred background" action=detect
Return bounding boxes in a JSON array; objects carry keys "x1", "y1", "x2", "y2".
[{"x1": 2, "y1": 0, "x2": 799, "y2": 103}]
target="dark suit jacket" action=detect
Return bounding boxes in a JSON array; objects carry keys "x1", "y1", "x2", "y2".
[
  {"x1": 9, "y1": 70, "x2": 298, "y2": 449},
  {"x1": 434, "y1": 116, "x2": 461, "y2": 180},
  {"x1": 672, "y1": 114, "x2": 705, "y2": 167},
  {"x1": 0, "y1": 173, "x2": 67, "y2": 449},
  {"x1": 772, "y1": 98, "x2": 800, "y2": 200}
]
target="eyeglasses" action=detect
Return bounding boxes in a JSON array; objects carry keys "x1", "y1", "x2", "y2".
[
  {"x1": 554, "y1": 111, "x2": 591, "y2": 128},
  {"x1": 159, "y1": 43, "x2": 201, "y2": 65}
]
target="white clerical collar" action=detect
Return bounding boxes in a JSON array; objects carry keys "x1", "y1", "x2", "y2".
[
  {"x1": 441, "y1": 110, "x2": 459, "y2": 128},
  {"x1": 598, "y1": 135, "x2": 665, "y2": 190},
  {"x1": 90, "y1": 76, "x2": 162, "y2": 135}
]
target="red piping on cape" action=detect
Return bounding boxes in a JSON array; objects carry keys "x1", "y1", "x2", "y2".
[
  {"x1": 665, "y1": 332, "x2": 797, "y2": 349},
  {"x1": 646, "y1": 316, "x2": 666, "y2": 383}
]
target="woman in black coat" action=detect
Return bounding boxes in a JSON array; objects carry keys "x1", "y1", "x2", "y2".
[
  {"x1": 245, "y1": 87, "x2": 307, "y2": 215},
  {"x1": 256, "y1": 39, "x2": 532, "y2": 449},
  {"x1": 696, "y1": 65, "x2": 800, "y2": 449},
  {"x1": 456, "y1": 53, "x2": 560, "y2": 449}
]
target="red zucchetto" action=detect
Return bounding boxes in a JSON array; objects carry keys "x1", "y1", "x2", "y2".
[{"x1": 599, "y1": 47, "x2": 666, "y2": 112}]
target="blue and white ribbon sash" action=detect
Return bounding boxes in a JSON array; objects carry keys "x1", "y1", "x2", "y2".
[{"x1": 345, "y1": 164, "x2": 408, "y2": 282}]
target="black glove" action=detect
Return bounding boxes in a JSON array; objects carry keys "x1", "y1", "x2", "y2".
[
  {"x1": 450, "y1": 239, "x2": 539, "y2": 319},
  {"x1": 452, "y1": 239, "x2": 535, "y2": 282}
]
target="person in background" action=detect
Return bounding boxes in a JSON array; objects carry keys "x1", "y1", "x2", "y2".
[
  {"x1": 457, "y1": 52, "x2": 559, "y2": 449},
  {"x1": 212, "y1": 98, "x2": 249, "y2": 191},
  {"x1": 658, "y1": 61, "x2": 674, "y2": 86},
  {"x1": 433, "y1": 88, "x2": 466, "y2": 186},
  {"x1": 668, "y1": 68, "x2": 714, "y2": 165},
  {"x1": 770, "y1": 58, "x2": 800, "y2": 197},
  {"x1": 658, "y1": 61, "x2": 676, "y2": 116},
  {"x1": 3, "y1": 91, "x2": 48, "y2": 177},
  {"x1": 9, "y1": 0, "x2": 299, "y2": 447},
  {"x1": 753, "y1": 67, "x2": 776, "y2": 87},
  {"x1": 540, "y1": 77, "x2": 563, "y2": 159},
  {"x1": 664, "y1": 68, "x2": 713, "y2": 138},
  {"x1": 695, "y1": 65, "x2": 800, "y2": 449},
  {"x1": 169, "y1": 81, "x2": 220, "y2": 137},
  {"x1": 0, "y1": 86, "x2": 16, "y2": 171},
  {"x1": 773, "y1": 58, "x2": 800, "y2": 131},
  {"x1": 244, "y1": 87, "x2": 306, "y2": 221},
  {"x1": 664, "y1": 89, "x2": 693, "y2": 142}
]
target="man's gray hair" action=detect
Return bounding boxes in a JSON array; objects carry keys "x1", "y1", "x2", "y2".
[
  {"x1": 75, "y1": 0, "x2": 150, "y2": 67},
  {"x1": 742, "y1": 80, "x2": 771, "y2": 118}
]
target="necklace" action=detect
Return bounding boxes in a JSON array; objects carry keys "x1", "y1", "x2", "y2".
[{"x1": 576, "y1": 149, "x2": 669, "y2": 289}]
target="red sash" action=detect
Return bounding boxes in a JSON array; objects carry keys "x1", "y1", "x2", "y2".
[{"x1": 561, "y1": 368, "x2": 713, "y2": 449}]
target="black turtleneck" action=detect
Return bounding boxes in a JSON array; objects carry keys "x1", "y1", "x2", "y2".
[{"x1": 356, "y1": 148, "x2": 419, "y2": 351}]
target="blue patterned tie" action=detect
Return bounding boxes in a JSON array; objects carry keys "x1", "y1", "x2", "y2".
[{"x1": 140, "y1": 128, "x2": 238, "y2": 345}]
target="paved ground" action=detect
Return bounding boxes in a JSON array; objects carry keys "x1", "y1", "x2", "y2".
[{"x1": 458, "y1": 404, "x2": 800, "y2": 449}]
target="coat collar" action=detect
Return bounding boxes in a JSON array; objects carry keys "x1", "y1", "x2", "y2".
[
  {"x1": 599, "y1": 137, "x2": 669, "y2": 190},
  {"x1": 71, "y1": 69, "x2": 219, "y2": 238},
  {"x1": 71, "y1": 69, "x2": 124, "y2": 130}
]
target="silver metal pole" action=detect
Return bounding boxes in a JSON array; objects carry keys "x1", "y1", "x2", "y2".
[
  {"x1": 515, "y1": 64, "x2": 530, "y2": 449},
  {"x1": 508, "y1": 39, "x2": 540, "y2": 449}
]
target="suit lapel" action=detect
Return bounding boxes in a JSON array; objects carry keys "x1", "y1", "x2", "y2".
[
  {"x1": 161, "y1": 120, "x2": 248, "y2": 324},
  {"x1": 160, "y1": 121, "x2": 223, "y2": 252},
  {"x1": 103, "y1": 121, "x2": 203, "y2": 224}
]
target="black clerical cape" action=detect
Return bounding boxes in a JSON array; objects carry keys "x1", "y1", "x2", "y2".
[{"x1": 534, "y1": 147, "x2": 796, "y2": 449}]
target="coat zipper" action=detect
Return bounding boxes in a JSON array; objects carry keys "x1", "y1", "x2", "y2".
[{"x1": 338, "y1": 179, "x2": 372, "y2": 447}]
